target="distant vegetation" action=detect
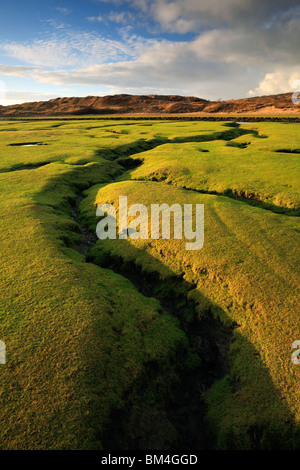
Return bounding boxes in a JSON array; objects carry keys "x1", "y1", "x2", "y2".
[
  {"x1": 0, "y1": 92, "x2": 299, "y2": 117},
  {"x1": 0, "y1": 119, "x2": 299, "y2": 449}
]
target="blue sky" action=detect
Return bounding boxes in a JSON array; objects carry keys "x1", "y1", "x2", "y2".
[{"x1": 0, "y1": 0, "x2": 299, "y2": 105}]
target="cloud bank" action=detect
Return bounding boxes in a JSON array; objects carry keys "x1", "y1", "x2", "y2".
[{"x1": 0, "y1": 0, "x2": 299, "y2": 101}]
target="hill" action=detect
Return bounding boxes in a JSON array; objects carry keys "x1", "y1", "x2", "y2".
[{"x1": 0, "y1": 92, "x2": 299, "y2": 117}]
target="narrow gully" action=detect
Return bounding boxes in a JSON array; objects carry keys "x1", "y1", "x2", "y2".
[
  {"x1": 70, "y1": 189, "x2": 232, "y2": 450},
  {"x1": 68, "y1": 145, "x2": 234, "y2": 450}
]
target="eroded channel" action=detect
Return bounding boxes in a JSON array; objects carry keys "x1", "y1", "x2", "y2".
[
  {"x1": 68, "y1": 136, "x2": 235, "y2": 450},
  {"x1": 66, "y1": 124, "x2": 296, "y2": 449}
]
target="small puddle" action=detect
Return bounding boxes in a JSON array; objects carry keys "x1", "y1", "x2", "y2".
[{"x1": 7, "y1": 142, "x2": 46, "y2": 147}]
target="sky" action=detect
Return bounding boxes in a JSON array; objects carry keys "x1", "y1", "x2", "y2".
[{"x1": 0, "y1": 0, "x2": 299, "y2": 105}]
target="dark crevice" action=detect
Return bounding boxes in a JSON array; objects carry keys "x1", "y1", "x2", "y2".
[
  {"x1": 142, "y1": 181, "x2": 300, "y2": 217},
  {"x1": 226, "y1": 141, "x2": 251, "y2": 149},
  {"x1": 64, "y1": 134, "x2": 237, "y2": 450},
  {"x1": 64, "y1": 127, "x2": 295, "y2": 449},
  {"x1": 70, "y1": 194, "x2": 98, "y2": 256},
  {"x1": 60, "y1": 125, "x2": 300, "y2": 449},
  {"x1": 276, "y1": 148, "x2": 300, "y2": 154},
  {"x1": 0, "y1": 162, "x2": 51, "y2": 173},
  {"x1": 96, "y1": 131, "x2": 299, "y2": 217},
  {"x1": 70, "y1": 192, "x2": 233, "y2": 450},
  {"x1": 128, "y1": 175, "x2": 300, "y2": 217},
  {"x1": 11, "y1": 122, "x2": 297, "y2": 449},
  {"x1": 94, "y1": 126, "x2": 263, "y2": 164}
]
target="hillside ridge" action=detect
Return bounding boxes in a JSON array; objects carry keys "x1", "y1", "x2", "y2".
[{"x1": 0, "y1": 92, "x2": 299, "y2": 116}]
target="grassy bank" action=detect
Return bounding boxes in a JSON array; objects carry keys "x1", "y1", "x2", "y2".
[{"x1": 0, "y1": 119, "x2": 299, "y2": 449}]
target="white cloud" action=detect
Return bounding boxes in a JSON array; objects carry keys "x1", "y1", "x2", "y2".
[
  {"x1": 0, "y1": 29, "x2": 156, "y2": 67},
  {"x1": 0, "y1": 90, "x2": 60, "y2": 106},
  {"x1": 0, "y1": 39, "x2": 259, "y2": 99},
  {"x1": 56, "y1": 7, "x2": 72, "y2": 15},
  {"x1": 108, "y1": 11, "x2": 127, "y2": 24},
  {"x1": 0, "y1": 20, "x2": 298, "y2": 101},
  {"x1": 87, "y1": 10, "x2": 134, "y2": 25},
  {"x1": 43, "y1": 18, "x2": 69, "y2": 31},
  {"x1": 248, "y1": 67, "x2": 300, "y2": 96},
  {"x1": 0, "y1": 0, "x2": 298, "y2": 101},
  {"x1": 2, "y1": 41, "x2": 79, "y2": 67},
  {"x1": 0, "y1": 64, "x2": 40, "y2": 77},
  {"x1": 87, "y1": 16, "x2": 104, "y2": 22}
]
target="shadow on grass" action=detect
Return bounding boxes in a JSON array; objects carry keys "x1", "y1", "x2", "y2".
[
  {"x1": 86, "y1": 237, "x2": 300, "y2": 450},
  {"x1": 28, "y1": 127, "x2": 300, "y2": 450}
]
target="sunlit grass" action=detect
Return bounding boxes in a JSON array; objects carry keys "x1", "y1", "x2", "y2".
[{"x1": 0, "y1": 119, "x2": 299, "y2": 449}]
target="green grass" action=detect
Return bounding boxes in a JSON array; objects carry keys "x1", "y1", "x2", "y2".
[
  {"x1": 125, "y1": 123, "x2": 300, "y2": 213},
  {"x1": 0, "y1": 119, "x2": 299, "y2": 449},
  {"x1": 88, "y1": 179, "x2": 300, "y2": 448}
]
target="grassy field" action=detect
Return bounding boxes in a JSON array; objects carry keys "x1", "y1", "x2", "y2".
[
  {"x1": 0, "y1": 119, "x2": 299, "y2": 449},
  {"x1": 124, "y1": 123, "x2": 300, "y2": 213}
]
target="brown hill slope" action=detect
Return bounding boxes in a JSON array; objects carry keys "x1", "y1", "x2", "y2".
[{"x1": 0, "y1": 92, "x2": 299, "y2": 116}]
